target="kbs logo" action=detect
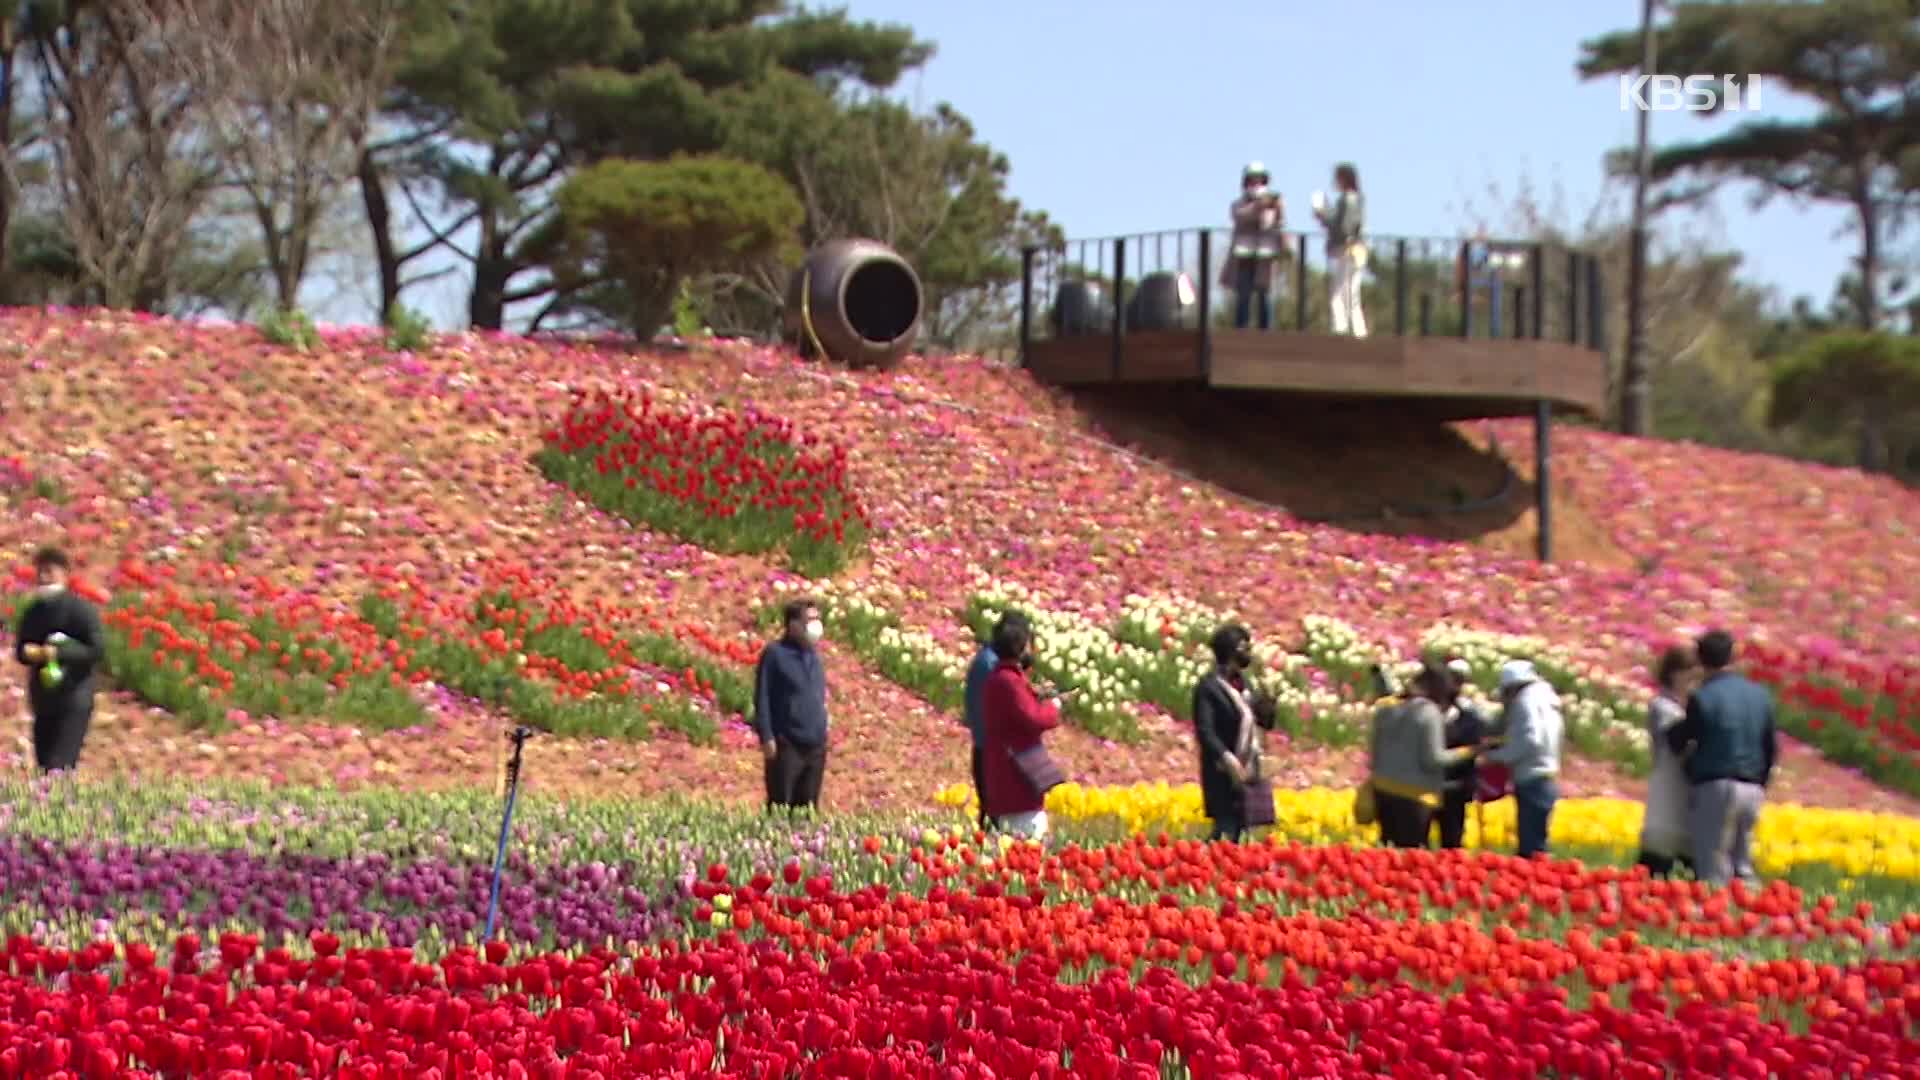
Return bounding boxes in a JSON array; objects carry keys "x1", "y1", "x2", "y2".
[{"x1": 1619, "y1": 74, "x2": 1763, "y2": 113}]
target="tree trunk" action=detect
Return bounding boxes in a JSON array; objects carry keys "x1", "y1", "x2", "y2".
[
  {"x1": 358, "y1": 148, "x2": 401, "y2": 324},
  {"x1": 470, "y1": 257, "x2": 508, "y2": 329},
  {"x1": 1858, "y1": 415, "x2": 1888, "y2": 473},
  {"x1": 0, "y1": 24, "x2": 15, "y2": 291},
  {"x1": 465, "y1": 147, "x2": 509, "y2": 330},
  {"x1": 1854, "y1": 183, "x2": 1880, "y2": 331}
]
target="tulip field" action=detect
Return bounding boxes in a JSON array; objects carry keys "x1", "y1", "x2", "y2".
[
  {"x1": 0, "y1": 777, "x2": 1918, "y2": 1076},
  {"x1": 2, "y1": 308, "x2": 1920, "y2": 1072}
]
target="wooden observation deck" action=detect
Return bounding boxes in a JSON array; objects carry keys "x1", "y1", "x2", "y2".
[
  {"x1": 1014, "y1": 227, "x2": 1612, "y2": 559},
  {"x1": 1016, "y1": 228, "x2": 1609, "y2": 420}
]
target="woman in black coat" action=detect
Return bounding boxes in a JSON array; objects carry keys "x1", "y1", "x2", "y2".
[{"x1": 1193, "y1": 624, "x2": 1274, "y2": 842}]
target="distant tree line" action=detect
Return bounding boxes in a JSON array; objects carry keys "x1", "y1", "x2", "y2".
[{"x1": 0, "y1": 0, "x2": 1059, "y2": 351}]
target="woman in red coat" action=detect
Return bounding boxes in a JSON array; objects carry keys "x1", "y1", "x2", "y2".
[{"x1": 979, "y1": 615, "x2": 1063, "y2": 839}]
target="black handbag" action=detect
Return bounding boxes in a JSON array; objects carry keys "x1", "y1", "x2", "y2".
[{"x1": 1009, "y1": 744, "x2": 1065, "y2": 797}]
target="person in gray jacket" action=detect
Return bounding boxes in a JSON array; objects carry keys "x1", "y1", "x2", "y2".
[
  {"x1": 1367, "y1": 660, "x2": 1474, "y2": 848},
  {"x1": 1666, "y1": 629, "x2": 1777, "y2": 887},
  {"x1": 1484, "y1": 660, "x2": 1564, "y2": 858}
]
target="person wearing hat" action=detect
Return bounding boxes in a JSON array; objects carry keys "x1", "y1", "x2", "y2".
[
  {"x1": 1431, "y1": 658, "x2": 1489, "y2": 849},
  {"x1": 1221, "y1": 162, "x2": 1287, "y2": 330},
  {"x1": 1365, "y1": 659, "x2": 1475, "y2": 848},
  {"x1": 1483, "y1": 659, "x2": 1565, "y2": 858}
]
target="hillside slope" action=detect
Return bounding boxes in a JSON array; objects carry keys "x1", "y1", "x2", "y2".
[{"x1": 1, "y1": 310, "x2": 1915, "y2": 813}]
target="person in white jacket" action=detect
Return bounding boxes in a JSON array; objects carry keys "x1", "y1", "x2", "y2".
[{"x1": 1485, "y1": 660, "x2": 1564, "y2": 857}]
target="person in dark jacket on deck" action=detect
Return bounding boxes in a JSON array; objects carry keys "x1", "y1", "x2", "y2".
[
  {"x1": 14, "y1": 547, "x2": 105, "y2": 774},
  {"x1": 980, "y1": 618, "x2": 1063, "y2": 840},
  {"x1": 1667, "y1": 629, "x2": 1776, "y2": 886},
  {"x1": 963, "y1": 611, "x2": 1029, "y2": 830},
  {"x1": 1194, "y1": 624, "x2": 1270, "y2": 842},
  {"x1": 753, "y1": 598, "x2": 830, "y2": 812}
]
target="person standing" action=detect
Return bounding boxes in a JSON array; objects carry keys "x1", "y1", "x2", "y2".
[
  {"x1": 1366, "y1": 660, "x2": 1473, "y2": 848},
  {"x1": 963, "y1": 612, "x2": 1027, "y2": 830},
  {"x1": 1314, "y1": 163, "x2": 1368, "y2": 337},
  {"x1": 1221, "y1": 162, "x2": 1287, "y2": 330},
  {"x1": 1193, "y1": 624, "x2": 1268, "y2": 842},
  {"x1": 980, "y1": 617, "x2": 1064, "y2": 840},
  {"x1": 1638, "y1": 644, "x2": 1702, "y2": 878},
  {"x1": 753, "y1": 598, "x2": 829, "y2": 813},
  {"x1": 14, "y1": 547, "x2": 105, "y2": 774},
  {"x1": 1484, "y1": 660, "x2": 1564, "y2": 858},
  {"x1": 1432, "y1": 658, "x2": 1488, "y2": 849},
  {"x1": 1667, "y1": 629, "x2": 1776, "y2": 887}
]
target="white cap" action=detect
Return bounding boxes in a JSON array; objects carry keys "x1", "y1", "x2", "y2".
[
  {"x1": 1243, "y1": 160, "x2": 1268, "y2": 178},
  {"x1": 1446, "y1": 658, "x2": 1472, "y2": 680},
  {"x1": 1498, "y1": 660, "x2": 1537, "y2": 692}
]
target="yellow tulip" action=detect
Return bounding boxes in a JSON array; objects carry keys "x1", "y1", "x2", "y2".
[{"x1": 930, "y1": 782, "x2": 1920, "y2": 880}]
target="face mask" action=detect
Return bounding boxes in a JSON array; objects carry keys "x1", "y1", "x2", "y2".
[
  {"x1": 1019, "y1": 652, "x2": 1036, "y2": 670},
  {"x1": 1233, "y1": 647, "x2": 1254, "y2": 670},
  {"x1": 803, "y1": 619, "x2": 824, "y2": 644},
  {"x1": 36, "y1": 582, "x2": 65, "y2": 597}
]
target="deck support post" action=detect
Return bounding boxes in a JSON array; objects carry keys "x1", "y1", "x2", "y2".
[
  {"x1": 1196, "y1": 229, "x2": 1212, "y2": 379},
  {"x1": 1294, "y1": 233, "x2": 1309, "y2": 329},
  {"x1": 1393, "y1": 238, "x2": 1408, "y2": 335},
  {"x1": 1456, "y1": 241, "x2": 1472, "y2": 339},
  {"x1": 1529, "y1": 244, "x2": 1546, "y2": 339},
  {"x1": 1531, "y1": 241, "x2": 1554, "y2": 563},
  {"x1": 1111, "y1": 238, "x2": 1127, "y2": 379}
]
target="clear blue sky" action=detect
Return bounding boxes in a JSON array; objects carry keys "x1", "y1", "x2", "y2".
[{"x1": 369, "y1": 0, "x2": 1854, "y2": 329}]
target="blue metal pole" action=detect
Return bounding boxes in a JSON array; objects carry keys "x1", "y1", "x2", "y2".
[{"x1": 483, "y1": 728, "x2": 532, "y2": 941}]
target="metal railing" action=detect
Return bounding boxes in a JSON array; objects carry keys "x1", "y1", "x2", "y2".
[{"x1": 1016, "y1": 227, "x2": 1607, "y2": 374}]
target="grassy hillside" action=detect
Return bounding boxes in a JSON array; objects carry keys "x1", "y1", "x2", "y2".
[{"x1": 1, "y1": 309, "x2": 1915, "y2": 812}]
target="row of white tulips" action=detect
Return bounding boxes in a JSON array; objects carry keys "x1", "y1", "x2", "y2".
[
  {"x1": 968, "y1": 576, "x2": 1652, "y2": 767},
  {"x1": 775, "y1": 573, "x2": 1652, "y2": 767}
]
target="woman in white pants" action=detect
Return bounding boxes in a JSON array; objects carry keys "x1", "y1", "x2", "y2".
[{"x1": 1315, "y1": 163, "x2": 1368, "y2": 337}]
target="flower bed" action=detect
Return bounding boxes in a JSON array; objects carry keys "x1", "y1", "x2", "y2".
[
  {"x1": 75, "y1": 561, "x2": 741, "y2": 743},
  {"x1": 2, "y1": 933, "x2": 1914, "y2": 1077},
  {"x1": 1744, "y1": 641, "x2": 1920, "y2": 793},
  {"x1": 938, "y1": 782, "x2": 1920, "y2": 883},
  {"x1": 536, "y1": 388, "x2": 869, "y2": 577},
  {"x1": 2, "y1": 778, "x2": 1918, "y2": 1074},
  {"x1": 0, "y1": 932, "x2": 1914, "y2": 1077}
]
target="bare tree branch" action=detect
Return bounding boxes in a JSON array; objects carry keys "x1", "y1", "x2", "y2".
[
  {"x1": 20, "y1": 2, "x2": 231, "y2": 310},
  {"x1": 397, "y1": 176, "x2": 477, "y2": 263},
  {"x1": 168, "y1": 0, "x2": 404, "y2": 310}
]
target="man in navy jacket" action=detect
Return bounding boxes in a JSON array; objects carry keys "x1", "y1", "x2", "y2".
[
  {"x1": 1666, "y1": 629, "x2": 1777, "y2": 886},
  {"x1": 754, "y1": 598, "x2": 829, "y2": 811}
]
